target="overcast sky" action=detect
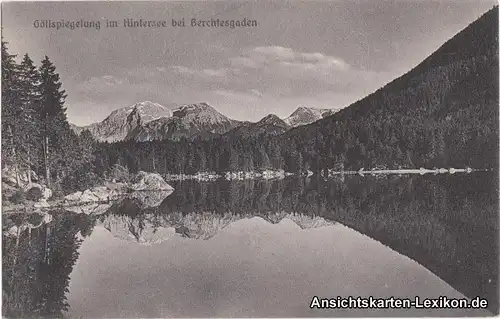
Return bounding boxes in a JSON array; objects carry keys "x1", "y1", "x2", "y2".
[{"x1": 2, "y1": 0, "x2": 496, "y2": 125}]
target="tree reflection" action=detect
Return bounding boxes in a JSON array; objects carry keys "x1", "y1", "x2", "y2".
[
  {"x1": 159, "y1": 174, "x2": 498, "y2": 313},
  {"x1": 3, "y1": 211, "x2": 95, "y2": 318},
  {"x1": 2, "y1": 174, "x2": 498, "y2": 316}
]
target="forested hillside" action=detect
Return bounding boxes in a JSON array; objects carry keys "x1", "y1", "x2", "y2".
[
  {"x1": 96, "y1": 6, "x2": 498, "y2": 176},
  {"x1": 282, "y1": 6, "x2": 498, "y2": 172}
]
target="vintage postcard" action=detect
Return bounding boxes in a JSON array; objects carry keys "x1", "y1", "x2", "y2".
[{"x1": 1, "y1": 0, "x2": 498, "y2": 317}]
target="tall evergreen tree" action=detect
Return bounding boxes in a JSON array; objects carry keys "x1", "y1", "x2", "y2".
[
  {"x1": 17, "y1": 54, "x2": 42, "y2": 185},
  {"x1": 38, "y1": 56, "x2": 67, "y2": 187},
  {"x1": 1, "y1": 40, "x2": 22, "y2": 185}
]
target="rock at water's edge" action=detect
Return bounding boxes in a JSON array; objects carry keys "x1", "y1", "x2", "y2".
[{"x1": 128, "y1": 171, "x2": 174, "y2": 191}]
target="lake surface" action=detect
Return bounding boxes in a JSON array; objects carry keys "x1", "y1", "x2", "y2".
[{"x1": 2, "y1": 173, "x2": 498, "y2": 317}]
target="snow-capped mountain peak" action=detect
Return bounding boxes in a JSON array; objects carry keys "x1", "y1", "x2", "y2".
[
  {"x1": 127, "y1": 101, "x2": 174, "y2": 124},
  {"x1": 71, "y1": 101, "x2": 241, "y2": 142},
  {"x1": 284, "y1": 106, "x2": 340, "y2": 127},
  {"x1": 127, "y1": 102, "x2": 241, "y2": 142},
  {"x1": 71, "y1": 101, "x2": 174, "y2": 142}
]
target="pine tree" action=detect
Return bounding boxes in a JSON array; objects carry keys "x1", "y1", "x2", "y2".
[
  {"x1": 1, "y1": 40, "x2": 22, "y2": 185},
  {"x1": 38, "y1": 56, "x2": 68, "y2": 187},
  {"x1": 17, "y1": 54, "x2": 42, "y2": 185}
]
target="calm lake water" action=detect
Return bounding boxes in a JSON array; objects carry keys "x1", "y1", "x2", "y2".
[{"x1": 2, "y1": 173, "x2": 498, "y2": 317}]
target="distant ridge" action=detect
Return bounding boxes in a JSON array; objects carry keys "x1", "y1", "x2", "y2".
[
  {"x1": 224, "y1": 113, "x2": 291, "y2": 138},
  {"x1": 72, "y1": 103, "x2": 339, "y2": 142}
]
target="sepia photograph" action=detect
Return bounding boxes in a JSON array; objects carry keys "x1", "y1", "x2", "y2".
[{"x1": 1, "y1": 0, "x2": 498, "y2": 317}]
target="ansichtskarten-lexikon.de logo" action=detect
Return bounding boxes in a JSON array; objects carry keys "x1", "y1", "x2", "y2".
[{"x1": 310, "y1": 296, "x2": 489, "y2": 309}]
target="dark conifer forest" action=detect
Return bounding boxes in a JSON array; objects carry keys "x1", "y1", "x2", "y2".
[
  {"x1": 2, "y1": 7, "x2": 498, "y2": 195},
  {"x1": 2, "y1": 42, "x2": 100, "y2": 195}
]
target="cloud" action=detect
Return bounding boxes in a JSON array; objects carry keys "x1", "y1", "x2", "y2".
[
  {"x1": 166, "y1": 46, "x2": 362, "y2": 98},
  {"x1": 81, "y1": 75, "x2": 125, "y2": 89},
  {"x1": 248, "y1": 89, "x2": 264, "y2": 98},
  {"x1": 253, "y1": 46, "x2": 296, "y2": 60},
  {"x1": 231, "y1": 46, "x2": 350, "y2": 72},
  {"x1": 75, "y1": 69, "x2": 170, "y2": 104},
  {"x1": 165, "y1": 45, "x2": 393, "y2": 103},
  {"x1": 171, "y1": 65, "x2": 198, "y2": 75},
  {"x1": 202, "y1": 68, "x2": 229, "y2": 77},
  {"x1": 214, "y1": 89, "x2": 261, "y2": 101},
  {"x1": 171, "y1": 65, "x2": 234, "y2": 80},
  {"x1": 229, "y1": 56, "x2": 259, "y2": 69}
]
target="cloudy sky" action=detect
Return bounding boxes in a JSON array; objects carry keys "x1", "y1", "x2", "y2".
[{"x1": 2, "y1": 1, "x2": 495, "y2": 125}]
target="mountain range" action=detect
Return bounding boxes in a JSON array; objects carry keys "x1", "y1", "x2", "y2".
[
  {"x1": 71, "y1": 102, "x2": 340, "y2": 142},
  {"x1": 98, "y1": 210, "x2": 335, "y2": 244},
  {"x1": 75, "y1": 6, "x2": 497, "y2": 174}
]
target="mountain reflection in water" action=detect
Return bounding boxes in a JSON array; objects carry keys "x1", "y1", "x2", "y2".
[{"x1": 2, "y1": 173, "x2": 498, "y2": 317}]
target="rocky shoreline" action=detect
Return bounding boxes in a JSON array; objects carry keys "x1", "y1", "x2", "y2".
[
  {"x1": 2, "y1": 166, "x2": 484, "y2": 215},
  {"x1": 2, "y1": 171, "x2": 174, "y2": 214}
]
